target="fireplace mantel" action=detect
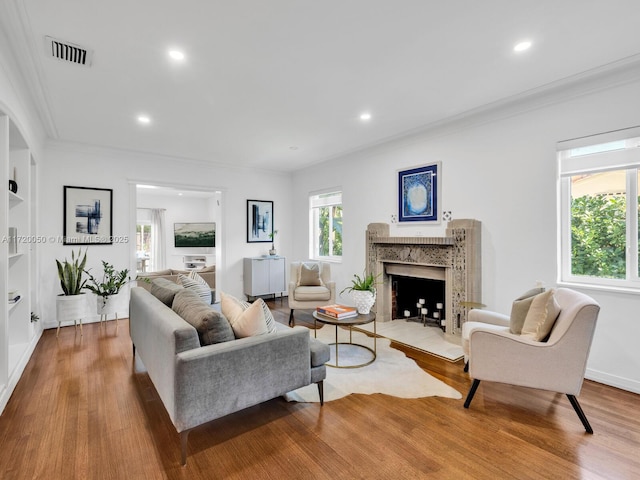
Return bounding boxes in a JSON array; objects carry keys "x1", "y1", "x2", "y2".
[{"x1": 366, "y1": 220, "x2": 481, "y2": 341}]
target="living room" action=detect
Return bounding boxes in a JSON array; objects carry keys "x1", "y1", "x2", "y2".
[{"x1": 1, "y1": 1, "x2": 640, "y2": 478}]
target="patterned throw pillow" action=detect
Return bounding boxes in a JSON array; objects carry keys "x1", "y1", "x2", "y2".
[
  {"x1": 228, "y1": 299, "x2": 269, "y2": 338},
  {"x1": 178, "y1": 272, "x2": 212, "y2": 304},
  {"x1": 220, "y1": 292, "x2": 278, "y2": 334}
]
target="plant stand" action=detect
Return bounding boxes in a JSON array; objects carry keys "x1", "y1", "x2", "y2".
[{"x1": 97, "y1": 294, "x2": 122, "y2": 333}]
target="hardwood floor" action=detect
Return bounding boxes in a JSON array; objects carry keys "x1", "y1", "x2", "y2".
[{"x1": 1, "y1": 299, "x2": 639, "y2": 479}]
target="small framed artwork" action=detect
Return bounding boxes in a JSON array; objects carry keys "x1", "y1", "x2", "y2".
[
  {"x1": 63, "y1": 186, "x2": 113, "y2": 245},
  {"x1": 247, "y1": 199, "x2": 273, "y2": 243},
  {"x1": 397, "y1": 163, "x2": 440, "y2": 223}
]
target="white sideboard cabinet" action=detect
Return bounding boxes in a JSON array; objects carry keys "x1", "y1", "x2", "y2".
[{"x1": 243, "y1": 256, "x2": 286, "y2": 300}]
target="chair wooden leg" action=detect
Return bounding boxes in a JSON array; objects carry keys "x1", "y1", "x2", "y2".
[
  {"x1": 567, "y1": 394, "x2": 594, "y2": 434},
  {"x1": 317, "y1": 380, "x2": 324, "y2": 405},
  {"x1": 464, "y1": 379, "x2": 481, "y2": 408},
  {"x1": 180, "y1": 429, "x2": 192, "y2": 466},
  {"x1": 289, "y1": 309, "x2": 295, "y2": 327}
]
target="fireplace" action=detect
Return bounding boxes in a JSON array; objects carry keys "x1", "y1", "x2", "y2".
[
  {"x1": 366, "y1": 219, "x2": 481, "y2": 341},
  {"x1": 391, "y1": 275, "x2": 445, "y2": 324}
]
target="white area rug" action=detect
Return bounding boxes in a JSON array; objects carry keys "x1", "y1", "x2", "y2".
[
  {"x1": 355, "y1": 320, "x2": 464, "y2": 361},
  {"x1": 285, "y1": 326, "x2": 462, "y2": 403}
]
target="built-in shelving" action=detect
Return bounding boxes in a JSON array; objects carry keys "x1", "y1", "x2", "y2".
[{"x1": 1, "y1": 111, "x2": 40, "y2": 414}]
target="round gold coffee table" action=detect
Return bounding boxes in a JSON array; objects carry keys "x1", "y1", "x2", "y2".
[{"x1": 312, "y1": 311, "x2": 376, "y2": 368}]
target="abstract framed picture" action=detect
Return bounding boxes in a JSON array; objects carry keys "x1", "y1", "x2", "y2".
[
  {"x1": 397, "y1": 163, "x2": 440, "y2": 223},
  {"x1": 247, "y1": 199, "x2": 273, "y2": 243},
  {"x1": 63, "y1": 186, "x2": 113, "y2": 245}
]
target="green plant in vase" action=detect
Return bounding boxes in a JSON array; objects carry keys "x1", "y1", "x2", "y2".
[
  {"x1": 340, "y1": 270, "x2": 381, "y2": 314},
  {"x1": 84, "y1": 261, "x2": 131, "y2": 309}
]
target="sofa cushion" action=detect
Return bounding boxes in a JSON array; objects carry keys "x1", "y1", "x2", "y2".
[
  {"x1": 228, "y1": 298, "x2": 270, "y2": 338},
  {"x1": 521, "y1": 289, "x2": 561, "y2": 341},
  {"x1": 298, "y1": 262, "x2": 323, "y2": 286},
  {"x1": 293, "y1": 285, "x2": 331, "y2": 302},
  {"x1": 150, "y1": 278, "x2": 184, "y2": 307},
  {"x1": 509, "y1": 287, "x2": 545, "y2": 334},
  {"x1": 178, "y1": 272, "x2": 212, "y2": 304},
  {"x1": 172, "y1": 289, "x2": 234, "y2": 346}
]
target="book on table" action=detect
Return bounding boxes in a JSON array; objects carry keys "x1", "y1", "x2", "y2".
[{"x1": 316, "y1": 304, "x2": 358, "y2": 319}]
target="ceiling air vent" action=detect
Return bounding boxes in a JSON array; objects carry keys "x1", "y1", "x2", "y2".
[{"x1": 45, "y1": 36, "x2": 93, "y2": 66}]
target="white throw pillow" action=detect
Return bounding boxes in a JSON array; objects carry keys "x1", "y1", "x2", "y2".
[
  {"x1": 178, "y1": 272, "x2": 212, "y2": 304},
  {"x1": 228, "y1": 298, "x2": 269, "y2": 338},
  {"x1": 220, "y1": 292, "x2": 277, "y2": 334},
  {"x1": 520, "y1": 289, "x2": 561, "y2": 341}
]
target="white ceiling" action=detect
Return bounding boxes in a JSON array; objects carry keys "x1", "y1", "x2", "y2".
[{"x1": 4, "y1": 0, "x2": 640, "y2": 172}]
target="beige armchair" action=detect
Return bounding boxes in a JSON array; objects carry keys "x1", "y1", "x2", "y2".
[
  {"x1": 288, "y1": 261, "x2": 335, "y2": 326},
  {"x1": 462, "y1": 288, "x2": 600, "y2": 433}
]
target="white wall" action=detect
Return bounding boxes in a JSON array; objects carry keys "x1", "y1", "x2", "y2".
[
  {"x1": 39, "y1": 143, "x2": 293, "y2": 328},
  {"x1": 292, "y1": 71, "x2": 640, "y2": 393}
]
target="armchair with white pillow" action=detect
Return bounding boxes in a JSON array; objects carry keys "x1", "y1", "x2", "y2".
[
  {"x1": 462, "y1": 287, "x2": 600, "y2": 433},
  {"x1": 288, "y1": 261, "x2": 336, "y2": 326}
]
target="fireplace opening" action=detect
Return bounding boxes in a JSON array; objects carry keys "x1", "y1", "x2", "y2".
[{"x1": 391, "y1": 275, "x2": 445, "y2": 323}]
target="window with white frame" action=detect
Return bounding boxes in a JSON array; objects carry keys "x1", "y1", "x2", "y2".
[
  {"x1": 309, "y1": 191, "x2": 342, "y2": 261},
  {"x1": 558, "y1": 128, "x2": 640, "y2": 289}
]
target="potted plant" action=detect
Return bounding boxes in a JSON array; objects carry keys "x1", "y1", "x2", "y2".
[
  {"x1": 55, "y1": 248, "x2": 89, "y2": 336},
  {"x1": 84, "y1": 261, "x2": 131, "y2": 316},
  {"x1": 340, "y1": 270, "x2": 381, "y2": 314},
  {"x1": 268, "y1": 229, "x2": 279, "y2": 256}
]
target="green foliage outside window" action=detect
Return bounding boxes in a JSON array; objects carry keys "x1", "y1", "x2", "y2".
[
  {"x1": 318, "y1": 206, "x2": 342, "y2": 257},
  {"x1": 570, "y1": 194, "x2": 628, "y2": 279}
]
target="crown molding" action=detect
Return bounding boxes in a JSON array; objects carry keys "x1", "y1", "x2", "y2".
[
  {"x1": 0, "y1": 0, "x2": 58, "y2": 139},
  {"x1": 311, "y1": 53, "x2": 640, "y2": 167},
  {"x1": 44, "y1": 138, "x2": 293, "y2": 177}
]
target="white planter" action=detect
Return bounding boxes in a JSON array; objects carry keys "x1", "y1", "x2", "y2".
[
  {"x1": 56, "y1": 294, "x2": 88, "y2": 321},
  {"x1": 97, "y1": 293, "x2": 123, "y2": 316},
  {"x1": 352, "y1": 289, "x2": 376, "y2": 314},
  {"x1": 56, "y1": 294, "x2": 88, "y2": 337}
]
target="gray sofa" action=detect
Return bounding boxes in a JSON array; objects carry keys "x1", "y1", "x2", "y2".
[{"x1": 129, "y1": 284, "x2": 329, "y2": 464}]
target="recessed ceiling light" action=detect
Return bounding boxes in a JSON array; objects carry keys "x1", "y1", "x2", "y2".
[
  {"x1": 168, "y1": 50, "x2": 185, "y2": 61},
  {"x1": 360, "y1": 112, "x2": 372, "y2": 121},
  {"x1": 514, "y1": 40, "x2": 532, "y2": 52},
  {"x1": 137, "y1": 115, "x2": 151, "y2": 124}
]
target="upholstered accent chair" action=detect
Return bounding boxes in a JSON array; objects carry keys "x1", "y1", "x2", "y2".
[
  {"x1": 288, "y1": 261, "x2": 335, "y2": 326},
  {"x1": 463, "y1": 287, "x2": 600, "y2": 433}
]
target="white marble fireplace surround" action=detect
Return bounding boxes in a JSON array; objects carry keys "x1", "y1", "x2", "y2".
[{"x1": 366, "y1": 220, "x2": 481, "y2": 342}]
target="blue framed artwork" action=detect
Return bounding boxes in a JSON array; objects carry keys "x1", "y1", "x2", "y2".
[
  {"x1": 63, "y1": 185, "x2": 113, "y2": 244},
  {"x1": 398, "y1": 163, "x2": 440, "y2": 223}
]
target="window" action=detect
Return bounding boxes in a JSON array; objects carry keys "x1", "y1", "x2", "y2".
[
  {"x1": 309, "y1": 191, "x2": 342, "y2": 261},
  {"x1": 558, "y1": 129, "x2": 640, "y2": 289}
]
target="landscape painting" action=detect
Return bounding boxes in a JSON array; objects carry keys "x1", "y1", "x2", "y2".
[{"x1": 174, "y1": 223, "x2": 216, "y2": 248}]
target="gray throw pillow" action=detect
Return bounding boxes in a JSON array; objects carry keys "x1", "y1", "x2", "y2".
[
  {"x1": 172, "y1": 289, "x2": 235, "y2": 345},
  {"x1": 150, "y1": 278, "x2": 184, "y2": 307},
  {"x1": 509, "y1": 287, "x2": 545, "y2": 334},
  {"x1": 299, "y1": 262, "x2": 322, "y2": 286}
]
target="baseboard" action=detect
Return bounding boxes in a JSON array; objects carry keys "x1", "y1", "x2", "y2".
[{"x1": 585, "y1": 368, "x2": 640, "y2": 394}]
